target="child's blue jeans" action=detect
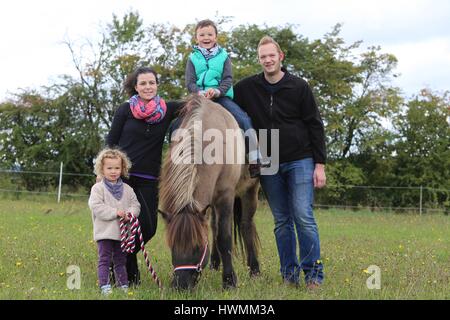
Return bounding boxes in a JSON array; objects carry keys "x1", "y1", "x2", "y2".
[{"x1": 169, "y1": 96, "x2": 261, "y2": 163}]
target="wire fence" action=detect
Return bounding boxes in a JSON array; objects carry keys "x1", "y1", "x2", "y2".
[
  {"x1": 0, "y1": 167, "x2": 449, "y2": 214},
  {"x1": 314, "y1": 184, "x2": 449, "y2": 214}
]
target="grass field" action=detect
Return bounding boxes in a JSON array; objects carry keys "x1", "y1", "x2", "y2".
[{"x1": 0, "y1": 197, "x2": 449, "y2": 300}]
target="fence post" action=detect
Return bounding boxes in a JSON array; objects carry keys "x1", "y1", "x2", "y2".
[
  {"x1": 419, "y1": 186, "x2": 423, "y2": 216},
  {"x1": 57, "y1": 162, "x2": 63, "y2": 203}
]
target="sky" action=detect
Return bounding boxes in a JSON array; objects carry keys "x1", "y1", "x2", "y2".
[{"x1": 0, "y1": 0, "x2": 449, "y2": 102}]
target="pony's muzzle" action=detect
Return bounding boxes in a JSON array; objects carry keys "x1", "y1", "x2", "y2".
[{"x1": 171, "y1": 270, "x2": 200, "y2": 290}]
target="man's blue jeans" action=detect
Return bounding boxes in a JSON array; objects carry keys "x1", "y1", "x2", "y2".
[{"x1": 260, "y1": 158, "x2": 324, "y2": 284}]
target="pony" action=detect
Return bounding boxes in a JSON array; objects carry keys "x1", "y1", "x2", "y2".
[{"x1": 159, "y1": 95, "x2": 261, "y2": 290}]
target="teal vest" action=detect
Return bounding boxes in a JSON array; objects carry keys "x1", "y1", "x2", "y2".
[{"x1": 189, "y1": 48, "x2": 234, "y2": 99}]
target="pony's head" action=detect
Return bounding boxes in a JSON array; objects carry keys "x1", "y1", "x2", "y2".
[{"x1": 159, "y1": 205, "x2": 210, "y2": 290}]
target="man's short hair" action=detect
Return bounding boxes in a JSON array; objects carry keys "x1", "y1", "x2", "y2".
[{"x1": 257, "y1": 36, "x2": 283, "y2": 55}]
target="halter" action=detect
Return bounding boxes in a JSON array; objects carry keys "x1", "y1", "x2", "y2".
[{"x1": 173, "y1": 242, "x2": 209, "y2": 273}]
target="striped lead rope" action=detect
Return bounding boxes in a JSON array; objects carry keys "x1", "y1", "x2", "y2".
[{"x1": 120, "y1": 212, "x2": 162, "y2": 289}]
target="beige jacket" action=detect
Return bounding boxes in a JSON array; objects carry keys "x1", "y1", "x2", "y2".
[{"x1": 88, "y1": 181, "x2": 140, "y2": 241}]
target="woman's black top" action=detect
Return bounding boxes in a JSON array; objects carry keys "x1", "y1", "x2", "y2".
[{"x1": 106, "y1": 101, "x2": 183, "y2": 177}]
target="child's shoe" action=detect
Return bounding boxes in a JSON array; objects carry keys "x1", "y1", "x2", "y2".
[
  {"x1": 100, "y1": 284, "x2": 112, "y2": 296},
  {"x1": 259, "y1": 158, "x2": 271, "y2": 168},
  {"x1": 248, "y1": 159, "x2": 271, "y2": 178},
  {"x1": 249, "y1": 163, "x2": 261, "y2": 178},
  {"x1": 120, "y1": 285, "x2": 129, "y2": 293}
]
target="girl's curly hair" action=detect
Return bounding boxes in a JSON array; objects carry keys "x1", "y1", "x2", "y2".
[{"x1": 93, "y1": 148, "x2": 132, "y2": 178}]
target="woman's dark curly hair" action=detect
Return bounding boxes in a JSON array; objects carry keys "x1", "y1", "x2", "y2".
[{"x1": 123, "y1": 67, "x2": 159, "y2": 97}]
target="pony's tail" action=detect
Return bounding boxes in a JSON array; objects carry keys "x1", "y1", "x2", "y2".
[{"x1": 233, "y1": 197, "x2": 243, "y2": 256}]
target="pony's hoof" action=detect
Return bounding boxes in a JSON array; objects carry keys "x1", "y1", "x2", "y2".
[
  {"x1": 210, "y1": 262, "x2": 220, "y2": 271},
  {"x1": 249, "y1": 269, "x2": 260, "y2": 278},
  {"x1": 222, "y1": 273, "x2": 237, "y2": 289},
  {"x1": 210, "y1": 255, "x2": 221, "y2": 270}
]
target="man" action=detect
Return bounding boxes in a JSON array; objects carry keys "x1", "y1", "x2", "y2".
[{"x1": 234, "y1": 36, "x2": 326, "y2": 289}]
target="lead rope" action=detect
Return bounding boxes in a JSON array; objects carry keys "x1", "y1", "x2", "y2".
[{"x1": 120, "y1": 212, "x2": 162, "y2": 289}]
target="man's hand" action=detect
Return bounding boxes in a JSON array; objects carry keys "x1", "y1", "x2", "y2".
[{"x1": 313, "y1": 163, "x2": 326, "y2": 189}]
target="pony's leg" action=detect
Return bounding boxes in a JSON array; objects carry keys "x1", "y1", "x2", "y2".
[
  {"x1": 215, "y1": 193, "x2": 237, "y2": 289},
  {"x1": 239, "y1": 188, "x2": 261, "y2": 277},
  {"x1": 210, "y1": 207, "x2": 221, "y2": 270}
]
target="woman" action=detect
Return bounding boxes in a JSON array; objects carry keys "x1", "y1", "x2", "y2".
[{"x1": 107, "y1": 66, "x2": 182, "y2": 285}]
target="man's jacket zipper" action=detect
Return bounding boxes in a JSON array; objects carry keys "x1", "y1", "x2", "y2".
[{"x1": 270, "y1": 94, "x2": 274, "y2": 129}]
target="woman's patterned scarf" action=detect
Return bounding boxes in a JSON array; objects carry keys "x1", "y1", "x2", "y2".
[
  {"x1": 194, "y1": 44, "x2": 221, "y2": 60},
  {"x1": 129, "y1": 94, "x2": 167, "y2": 124}
]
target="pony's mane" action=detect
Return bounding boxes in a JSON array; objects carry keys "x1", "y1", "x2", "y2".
[{"x1": 160, "y1": 95, "x2": 207, "y2": 250}]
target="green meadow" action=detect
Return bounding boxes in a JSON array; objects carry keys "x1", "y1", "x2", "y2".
[{"x1": 0, "y1": 197, "x2": 448, "y2": 300}]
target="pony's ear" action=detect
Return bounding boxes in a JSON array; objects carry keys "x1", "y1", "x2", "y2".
[{"x1": 158, "y1": 209, "x2": 170, "y2": 222}]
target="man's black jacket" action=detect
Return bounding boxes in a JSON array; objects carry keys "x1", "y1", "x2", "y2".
[{"x1": 234, "y1": 69, "x2": 326, "y2": 164}]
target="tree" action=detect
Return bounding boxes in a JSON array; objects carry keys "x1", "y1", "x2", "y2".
[
  {"x1": 0, "y1": 92, "x2": 63, "y2": 190},
  {"x1": 392, "y1": 89, "x2": 450, "y2": 208},
  {"x1": 1, "y1": 11, "x2": 447, "y2": 210},
  {"x1": 299, "y1": 25, "x2": 402, "y2": 161}
]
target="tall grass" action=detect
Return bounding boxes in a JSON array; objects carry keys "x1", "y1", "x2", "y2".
[{"x1": 0, "y1": 198, "x2": 448, "y2": 300}]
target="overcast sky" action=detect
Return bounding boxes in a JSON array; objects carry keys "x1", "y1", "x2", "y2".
[{"x1": 0, "y1": 0, "x2": 449, "y2": 102}]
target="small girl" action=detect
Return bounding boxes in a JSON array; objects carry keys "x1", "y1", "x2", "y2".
[{"x1": 88, "y1": 148, "x2": 140, "y2": 295}]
